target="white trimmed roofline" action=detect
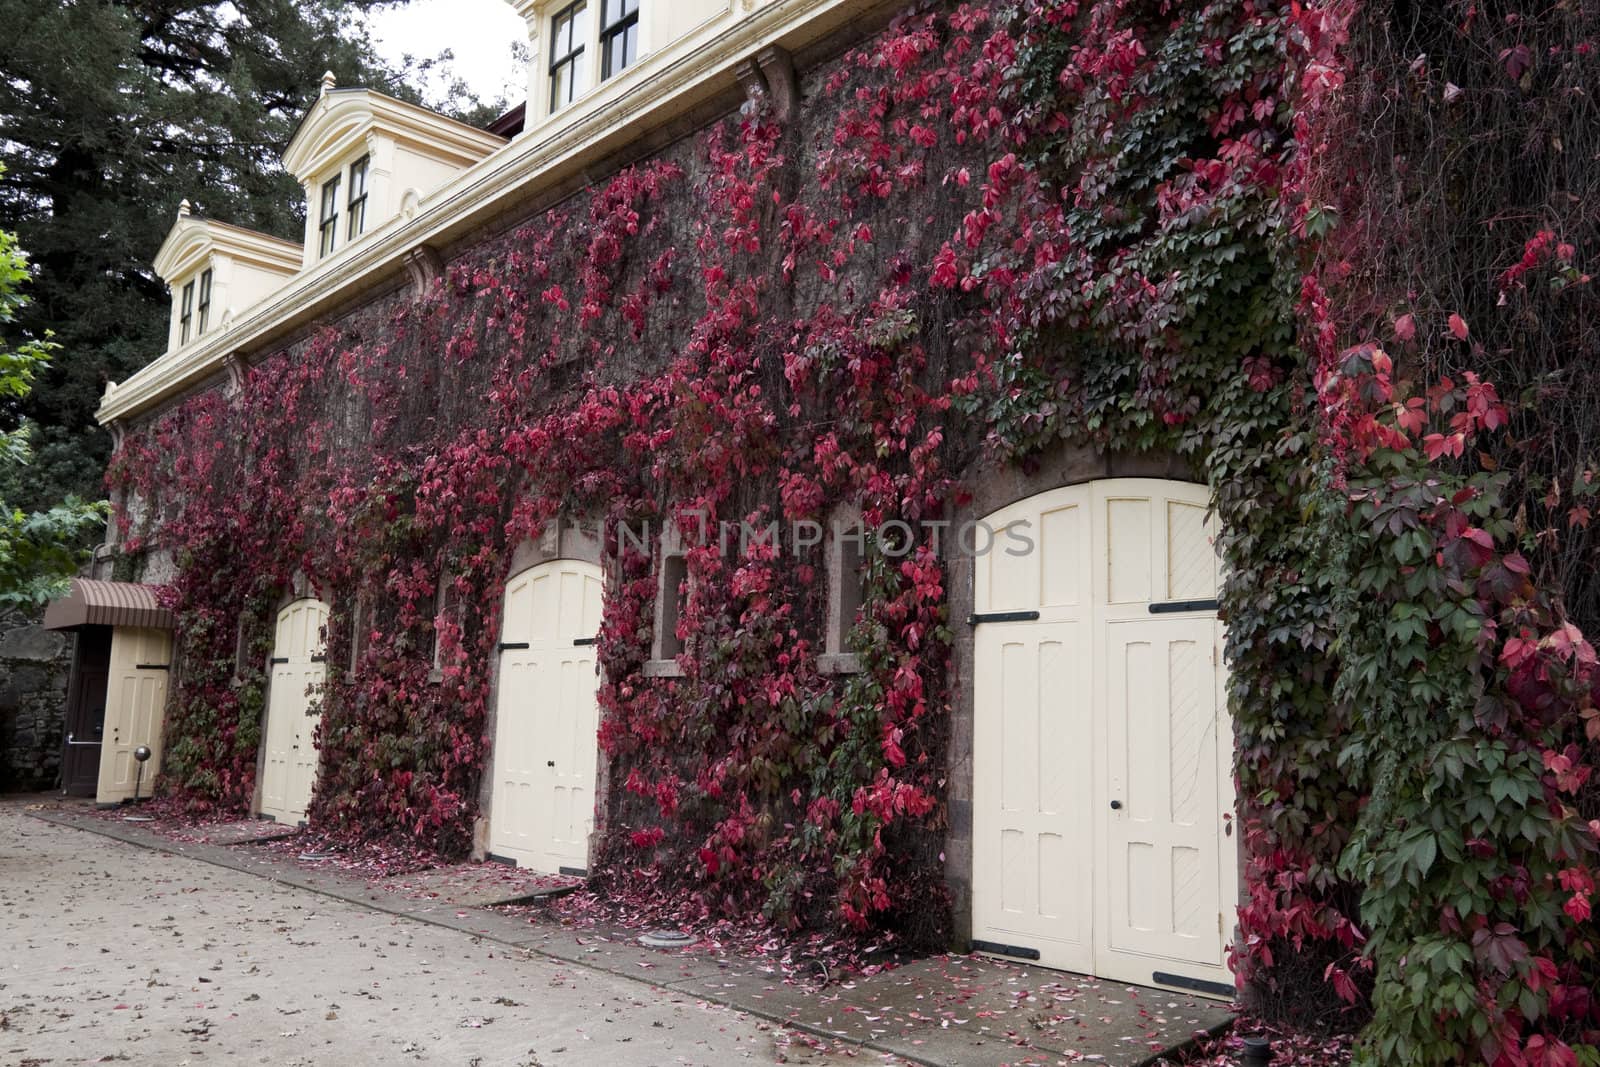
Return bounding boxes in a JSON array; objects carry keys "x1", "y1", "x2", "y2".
[
  {"x1": 99, "y1": 0, "x2": 888, "y2": 426},
  {"x1": 152, "y1": 212, "x2": 303, "y2": 286},
  {"x1": 283, "y1": 87, "x2": 507, "y2": 183}
]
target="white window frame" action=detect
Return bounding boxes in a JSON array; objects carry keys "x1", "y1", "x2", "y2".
[
  {"x1": 547, "y1": 0, "x2": 591, "y2": 115},
  {"x1": 196, "y1": 267, "x2": 212, "y2": 336},
  {"x1": 598, "y1": 0, "x2": 640, "y2": 82},
  {"x1": 346, "y1": 155, "x2": 369, "y2": 242},
  {"x1": 318, "y1": 175, "x2": 341, "y2": 258},
  {"x1": 179, "y1": 279, "x2": 195, "y2": 345},
  {"x1": 540, "y1": 0, "x2": 647, "y2": 117}
]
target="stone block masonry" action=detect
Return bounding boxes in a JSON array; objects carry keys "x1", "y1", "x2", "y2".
[{"x1": 0, "y1": 606, "x2": 74, "y2": 792}]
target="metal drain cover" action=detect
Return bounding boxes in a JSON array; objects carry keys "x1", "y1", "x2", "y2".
[{"x1": 639, "y1": 930, "x2": 694, "y2": 949}]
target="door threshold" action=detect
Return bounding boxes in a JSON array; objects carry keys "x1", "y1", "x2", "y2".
[
  {"x1": 1150, "y1": 970, "x2": 1236, "y2": 1000},
  {"x1": 967, "y1": 947, "x2": 1235, "y2": 1002},
  {"x1": 971, "y1": 939, "x2": 1040, "y2": 961}
]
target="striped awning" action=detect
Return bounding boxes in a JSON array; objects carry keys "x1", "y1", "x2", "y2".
[{"x1": 43, "y1": 578, "x2": 174, "y2": 632}]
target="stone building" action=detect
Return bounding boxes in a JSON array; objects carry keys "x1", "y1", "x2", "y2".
[{"x1": 63, "y1": 0, "x2": 1243, "y2": 1000}]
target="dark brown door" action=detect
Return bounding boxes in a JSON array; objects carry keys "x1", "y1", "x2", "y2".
[{"x1": 61, "y1": 627, "x2": 111, "y2": 797}]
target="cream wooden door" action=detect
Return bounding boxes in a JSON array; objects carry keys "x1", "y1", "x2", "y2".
[
  {"x1": 972, "y1": 479, "x2": 1236, "y2": 995},
  {"x1": 1102, "y1": 615, "x2": 1230, "y2": 988},
  {"x1": 95, "y1": 627, "x2": 172, "y2": 804},
  {"x1": 971, "y1": 490, "x2": 1095, "y2": 971},
  {"x1": 259, "y1": 599, "x2": 330, "y2": 825},
  {"x1": 489, "y1": 560, "x2": 604, "y2": 872}
]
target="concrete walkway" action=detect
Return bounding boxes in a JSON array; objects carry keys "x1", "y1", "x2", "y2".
[{"x1": 11, "y1": 798, "x2": 1233, "y2": 1065}]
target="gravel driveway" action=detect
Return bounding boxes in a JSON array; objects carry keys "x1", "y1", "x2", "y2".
[{"x1": 0, "y1": 803, "x2": 857, "y2": 1066}]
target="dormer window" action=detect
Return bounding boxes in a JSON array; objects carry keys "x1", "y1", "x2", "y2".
[
  {"x1": 318, "y1": 176, "x2": 341, "y2": 257},
  {"x1": 196, "y1": 268, "x2": 212, "y2": 335},
  {"x1": 346, "y1": 156, "x2": 369, "y2": 241},
  {"x1": 549, "y1": 2, "x2": 589, "y2": 114},
  {"x1": 153, "y1": 200, "x2": 302, "y2": 355},
  {"x1": 179, "y1": 280, "x2": 194, "y2": 344},
  {"x1": 600, "y1": 0, "x2": 640, "y2": 80},
  {"x1": 285, "y1": 81, "x2": 503, "y2": 270}
]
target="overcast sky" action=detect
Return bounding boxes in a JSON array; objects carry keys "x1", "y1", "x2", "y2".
[{"x1": 364, "y1": 0, "x2": 530, "y2": 110}]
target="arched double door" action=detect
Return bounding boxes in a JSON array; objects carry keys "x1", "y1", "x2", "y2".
[
  {"x1": 488, "y1": 560, "x2": 604, "y2": 873},
  {"x1": 970, "y1": 479, "x2": 1237, "y2": 995}
]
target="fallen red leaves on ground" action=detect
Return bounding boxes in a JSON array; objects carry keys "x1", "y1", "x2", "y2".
[{"x1": 1151, "y1": 1017, "x2": 1354, "y2": 1066}]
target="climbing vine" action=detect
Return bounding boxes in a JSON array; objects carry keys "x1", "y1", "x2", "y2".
[{"x1": 105, "y1": 0, "x2": 1600, "y2": 1060}]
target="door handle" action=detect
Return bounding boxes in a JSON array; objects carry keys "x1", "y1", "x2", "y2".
[{"x1": 1109, "y1": 800, "x2": 1123, "y2": 810}]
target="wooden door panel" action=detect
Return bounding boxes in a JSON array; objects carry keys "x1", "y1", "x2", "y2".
[
  {"x1": 1103, "y1": 618, "x2": 1225, "y2": 970},
  {"x1": 490, "y1": 560, "x2": 603, "y2": 872},
  {"x1": 95, "y1": 628, "x2": 171, "y2": 804},
  {"x1": 260, "y1": 599, "x2": 328, "y2": 825}
]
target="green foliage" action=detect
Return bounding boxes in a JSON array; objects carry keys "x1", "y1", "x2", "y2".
[{"x1": 0, "y1": 217, "x2": 107, "y2": 606}]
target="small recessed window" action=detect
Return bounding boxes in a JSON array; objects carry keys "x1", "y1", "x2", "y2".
[
  {"x1": 318, "y1": 175, "x2": 341, "y2": 257},
  {"x1": 432, "y1": 573, "x2": 456, "y2": 675},
  {"x1": 348, "y1": 593, "x2": 367, "y2": 677},
  {"x1": 234, "y1": 614, "x2": 251, "y2": 679},
  {"x1": 346, "y1": 156, "x2": 369, "y2": 241},
  {"x1": 548, "y1": 1, "x2": 590, "y2": 114},
  {"x1": 835, "y1": 529, "x2": 865, "y2": 640},
  {"x1": 196, "y1": 268, "x2": 212, "y2": 335},
  {"x1": 656, "y1": 553, "x2": 687, "y2": 659},
  {"x1": 179, "y1": 280, "x2": 194, "y2": 344},
  {"x1": 600, "y1": 0, "x2": 639, "y2": 81},
  {"x1": 822, "y1": 510, "x2": 867, "y2": 674}
]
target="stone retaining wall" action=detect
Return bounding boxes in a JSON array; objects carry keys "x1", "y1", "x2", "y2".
[{"x1": 0, "y1": 606, "x2": 73, "y2": 792}]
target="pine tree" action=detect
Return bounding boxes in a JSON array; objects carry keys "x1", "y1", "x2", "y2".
[{"x1": 0, "y1": 0, "x2": 499, "y2": 510}]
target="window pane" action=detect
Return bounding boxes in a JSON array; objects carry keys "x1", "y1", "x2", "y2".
[
  {"x1": 551, "y1": 64, "x2": 571, "y2": 111},
  {"x1": 321, "y1": 177, "x2": 340, "y2": 221},
  {"x1": 659, "y1": 554, "x2": 687, "y2": 659},
  {"x1": 552, "y1": 2, "x2": 588, "y2": 56}
]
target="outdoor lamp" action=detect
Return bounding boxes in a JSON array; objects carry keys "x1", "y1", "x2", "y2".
[{"x1": 123, "y1": 746, "x2": 155, "y2": 822}]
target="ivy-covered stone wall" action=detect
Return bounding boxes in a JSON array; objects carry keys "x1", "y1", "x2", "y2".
[{"x1": 104, "y1": 1, "x2": 1600, "y2": 1061}]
